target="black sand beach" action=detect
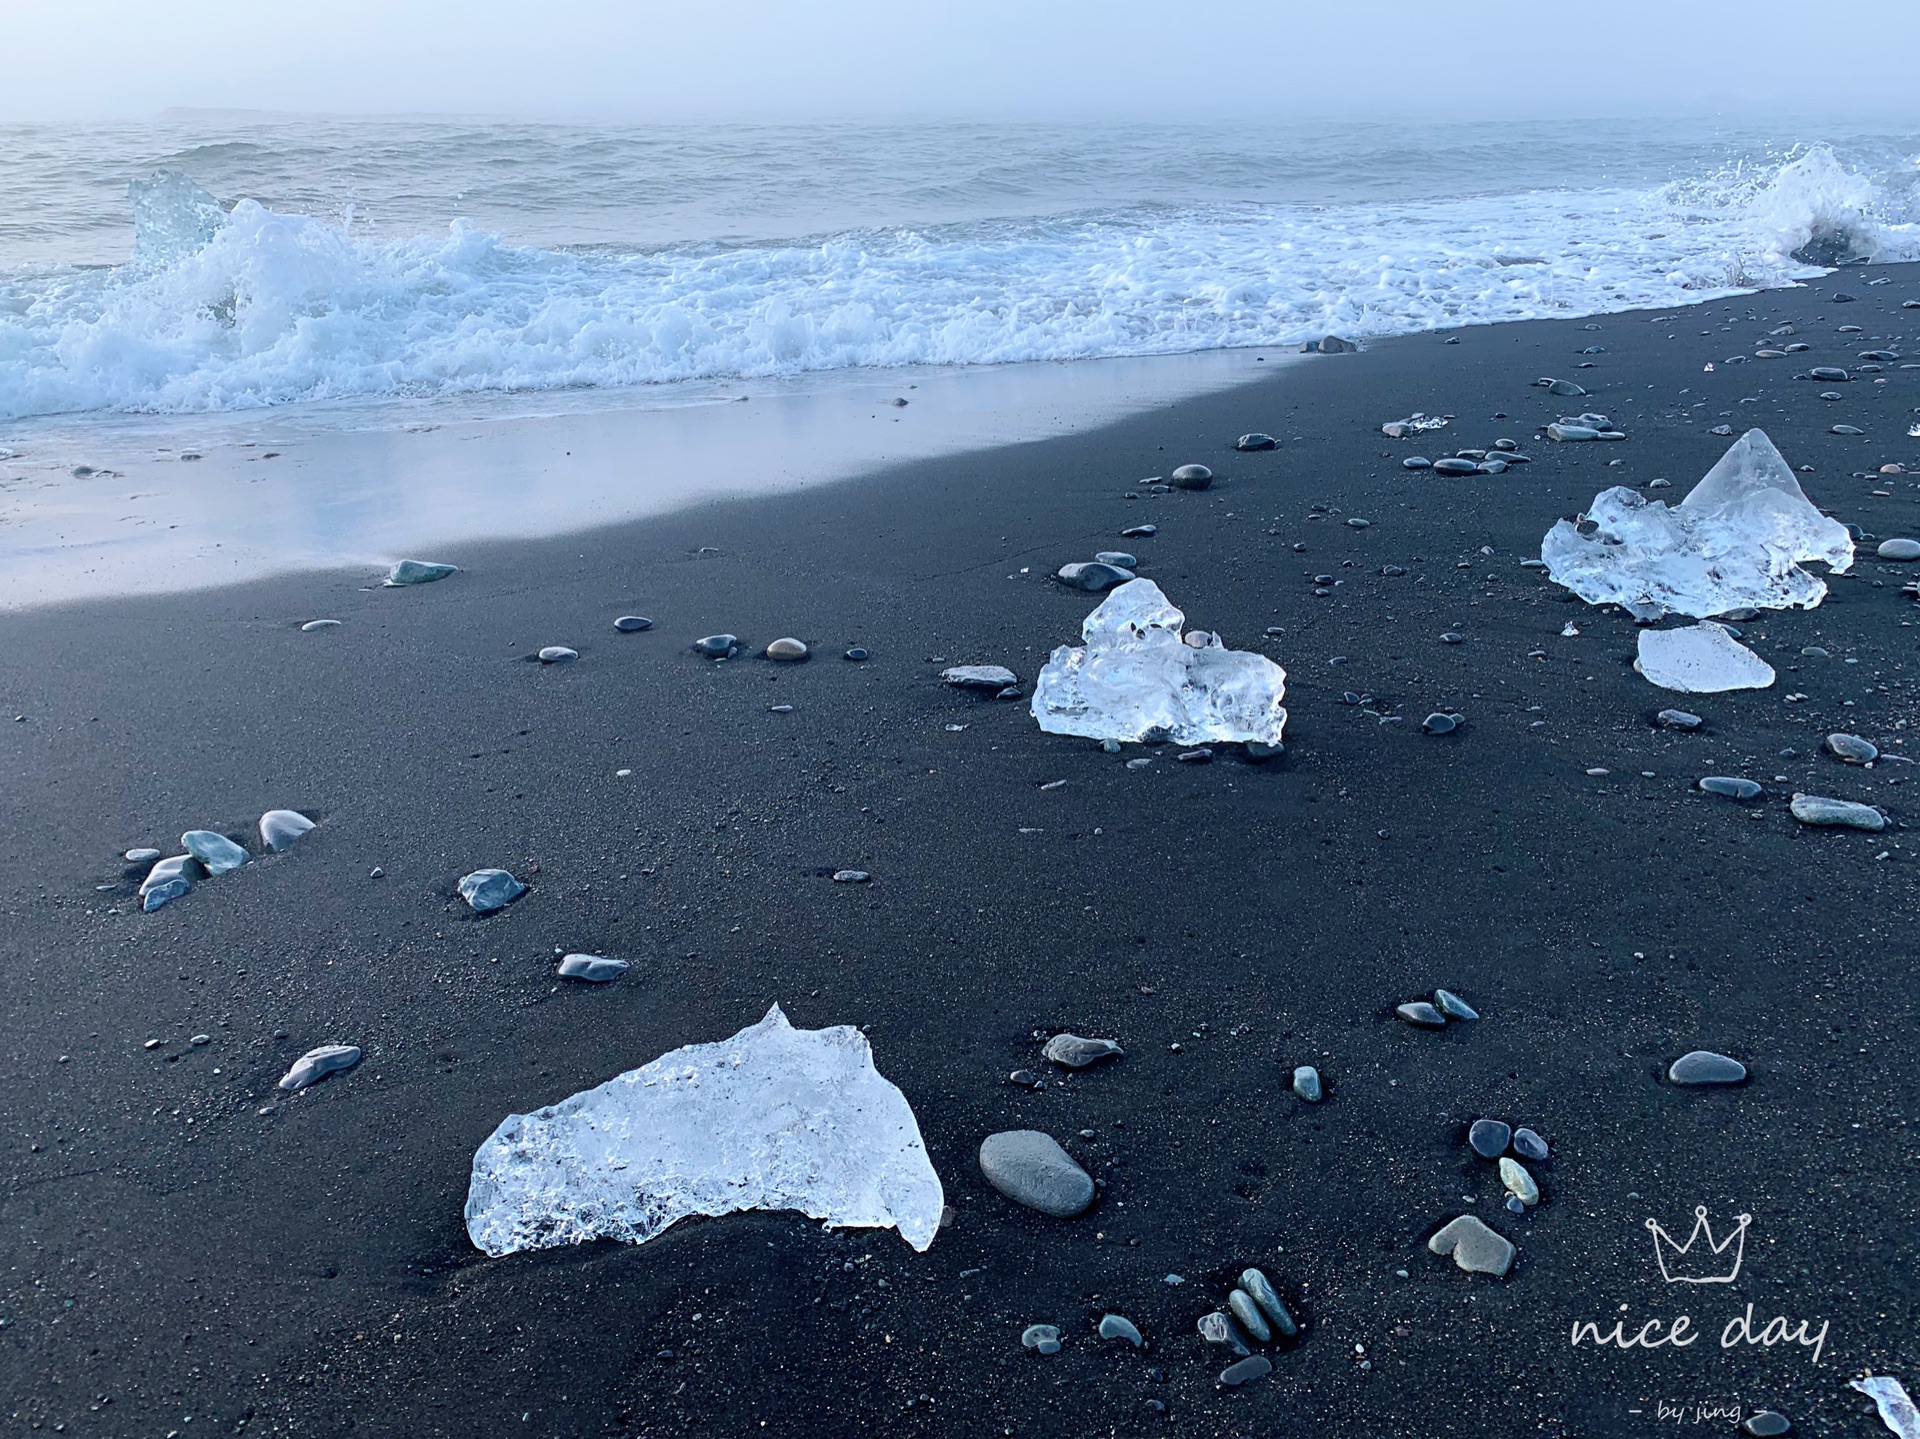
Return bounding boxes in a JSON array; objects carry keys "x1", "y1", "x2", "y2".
[{"x1": 5, "y1": 268, "x2": 1920, "y2": 1438}]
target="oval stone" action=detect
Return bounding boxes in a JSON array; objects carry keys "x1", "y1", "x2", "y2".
[
  {"x1": 1219, "y1": 1355, "x2": 1273, "y2": 1387},
  {"x1": 765, "y1": 637, "x2": 809, "y2": 661},
  {"x1": 1789, "y1": 794, "x2": 1885, "y2": 830},
  {"x1": 1292, "y1": 1065, "x2": 1322, "y2": 1102},
  {"x1": 1699, "y1": 776, "x2": 1763, "y2": 800},
  {"x1": 1396, "y1": 1001, "x2": 1447, "y2": 1028},
  {"x1": 1403, "y1": 456, "x2": 1433, "y2": 470},
  {"x1": 538, "y1": 646, "x2": 579, "y2": 664},
  {"x1": 613, "y1": 615, "x2": 654, "y2": 632},
  {"x1": 1238, "y1": 1269, "x2": 1298, "y2": 1338},
  {"x1": 300, "y1": 619, "x2": 341, "y2": 632},
  {"x1": 1093, "y1": 551, "x2": 1137, "y2": 569},
  {"x1": 1227, "y1": 1289, "x2": 1272, "y2": 1343},
  {"x1": 1826, "y1": 733, "x2": 1877, "y2": 764},
  {"x1": 1169, "y1": 464, "x2": 1213, "y2": 490},
  {"x1": 1669, "y1": 1050, "x2": 1747, "y2": 1085},
  {"x1": 978, "y1": 1131, "x2": 1095, "y2": 1217},
  {"x1": 1057, "y1": 561, "x2": 1135, "y2": 592},
  {"x1": 1041, "y1": 1033, "x2": 1123, "y2": 1069},
  {"x1": 1434, "y1": 988, "x2": 1479, "y2": 1020},
  {"x1": 1876, "y1": 538, "x2": 1920, "y2": 561},
  {"x1": 1511, "y1": 1127, "x2": 1549, "y2": 1161},
  {"x1": 1235, "y1": 433, "x2": 1277, "y2": 451},
  {"x1": 1468, "y1": 1118, "x2": 1511, "y2": 1159},
  {"x1": 693, "y1": 634, "x2": 740, "y2": 658}
]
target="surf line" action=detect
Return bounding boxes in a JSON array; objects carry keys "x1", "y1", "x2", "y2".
[{"x1": 1570, "y1": 1306, "x2": 1829, "y2": 1365}]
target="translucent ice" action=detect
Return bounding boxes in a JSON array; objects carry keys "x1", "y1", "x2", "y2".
[
  {"x1": 1636, "y1": 623, "x2": 1776, "y2": 693},
  {"x1": 464, "y1": 1004, "x2": 943, "y2": 1257},
  {"x1": 1542, "y1": 429, "x2": 1852, "y2": 619},
  {"x1": 128, "y1": 171, "x2": 228, "y2": 265},
  {"x1": 1030, "y1": 579, "x2": 1286, "y2": 745},
  {"x1": 1854, "y1": 1376, "x2": 1920, "y2": 1439}
]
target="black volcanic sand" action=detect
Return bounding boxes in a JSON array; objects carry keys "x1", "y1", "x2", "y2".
[{"x1": 5, "y1": 267, "x2": 1920, "y2": 1439}]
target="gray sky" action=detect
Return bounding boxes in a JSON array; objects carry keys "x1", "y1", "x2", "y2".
[{"x1": 7, "y1": 0, "x2": 1917, "y2": 122}]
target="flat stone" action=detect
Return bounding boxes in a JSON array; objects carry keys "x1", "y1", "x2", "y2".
[
  {"x1": 385, "y1": 559, "x2": 458, "y2": 586},
  {"x1": 1219, "y1": 1356, "x2": 1273, "y2": 1387},
  {"x1": 138, "y1": 854, "x2": 204, "y2": 905},
  {"x1": 1668, "y1": 1050, "x2": 1748, "y2": 1085},
  {"x1": 1057, "y1": 561, "x2": 1136, "y2": 592},
  {"x1": 1396, "y1": 1001, "x2": 1447, "y2": 1029},
  {"x1": 1041, "y1": 1033, "x2": 1123, "y2": 1069},
  {"x1": 1809, "y1": 367, "x2": 1850, "y2": 381},
  {"x1": 942, "y1": 664, "x2": 1017, "y2": 690},
  {"x1": 1700, "y1": 776, "x2": 1763, "y2": 800},
  {"x1": 1235, "y1": 433, "x2": 1277, "y2": 451},
  {"x1": 181, "y1": 830, "x2": 249, "y2": 875},
  {"x1": 259, "y1": 809, "x2": 316, "y2": 852},
  {"x1": 978, "y1": 1131, "x2": 1095, "y2": 1217},
  {"x1": 538, "y1": 646, "x2": 579, "y2": 664},
  {"x1": 1403, "y1": 456, "x2": 1433, "y2": 470},
  {"x1": 1093, "y1": 551, "x2": 1137, "y2": 569},
  {"x1": 1422, "y1": 713, "x2": 1460, "y2": 735},
  {"x1": 1432, "y1": 458, "x2": 1480, "y2": 475},
  {"x1": 765, "y1": 637, "x2": 809, "y2": 661},
  {"x1": 1826, "y1": 733, "x2": 1878, "y2": 764},
  {"x1": 1237, "y1": 1269, "x2": 1298, "y2": 1338},
  {"x1": 458, "y1": 868, "x2": 527, "y2": 913},
  {"x1": 1742, "y1": 1412, "x2": 1791, "y2": 1437},
  {"x1": 1546, "y1": 423, "x2": 1600, "y2": 442},
  {"x1": 1197, "y1": 1311, "x2": 1250, "y2": 1356},
  {"x1": 1428, "y1": 1215, "x2": 1516, "y2": 1276},
  {"x1": 1097, "y1": 1313, "x2": 1143, "y2": 1346},
  {"x1": 1120, "y1": 524, "x2": 1157, "y2": 538},
  {"x1": 1831, "y1": 425, "x2": 1865, "y2": 436},
  {"x1": 1511, "y1": 1127, "x2": 1549, "y2": 1161},
  {"x1": 141, "y1": 875, "x2": 192, "y2": 912},
  {"x1": 1169, "y1": 464, "x2": 1213, "y2": 490},
  {"x1": 1656, "y1": 709, "x2": 1704, "y2": 731},
  {"x1": 300, "y1": 619, "x2": 341, "y2": 632},
  {"x1": 1877, "y1": 538, "x2": 1920, "y2": 560},
  {"x1": 693, "y1": 634, "x2": 740, "y2": 658},
  {"x1": 125, "y1": 847, "x2": 162, "y2": 863},
  {"x1": 1790, "y1": 794, "x2": 1885, "y2": 830},
  {"x1": 279, "y1": 1044, "x2": 361, "y2": 1092},
  {"x1": 557, "y1": 954, "x2": 629, "y2": 982},
  {"x1": 1292, "y1": 1065, "x2": 1322, "y2": 1102},
  {"x1": 1500, "y1": 1156, "x2": 1540, "y2": 1207},
  {"x1": 1434, "y1": 988, "x2": 1479, "y2": 1020},
  {"x1": 832, "y1": 869, "x2": 871, "y2": 883},
  {"x1": 844, "y1": 646, "x2": 869, "y2": 661},
  {"x1": 1227, "y1": 1289, "x2": 1272, "y2": 1343},
  {"x1": 1176, "y1": 747, "x2": 1212, "y2": 763},
  {"x1": 1020, "y1": 1324, "x2": 1062, "y2": 1355},
  {"x1": 1468, "y1": 1118, "x2": 1511, "y2": 1159},
  {"x1": 1546, "y1": 379, "x2": 1587, "y2": 396},
  {"x1": 613, "y1": 615, "x2": 654, "y2": 632}
]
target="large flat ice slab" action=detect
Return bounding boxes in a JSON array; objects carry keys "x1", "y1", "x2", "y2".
[
  {"x1": 1636, "y1": 623, "x2": 1776, "y2": 693},
  {"x1": 1542, "y1": 429, "x2": 1852, "y2": 620},
  {"x1": 1031, "y1": 579, "x2": 1287, "y2": 745},
  {"x1": 464, "y1": 1004, "x2": 943, "y2": 1257}
]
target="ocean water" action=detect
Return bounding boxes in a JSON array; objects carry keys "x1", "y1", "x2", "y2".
[{"x1": 1, "y1": 116, "x2": 1917, "y2": 424}]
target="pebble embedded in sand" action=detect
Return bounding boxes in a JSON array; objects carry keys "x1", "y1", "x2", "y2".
[
  {"x1": 300, "y1": 619, "x2": 341, "y2": 632},
  {"x1": 1500, "y1": 1156, "x2": 1539, "y2": 1207},
  {"x1": 1238, "y1": 1268, "x2": 1298, "y2": 1338},
  {"x1": 386, "y1": 560, "x2": 459, "y2": 586},
  {"x1": 1699, "y1": 776, "x2": 1763, "y2": 800},
  {"x1": 1668, "y1": 1050, "x2": 1747, "y2": 1085},
  {"x1": 1789, "y1": 794, "x2": 1885, "y2": 830},
  {"x1": 1877, "y1": 539, "x2": 1920, "y2": 561},
  {"x1": 1468, "y1": 1119, "x2": 1511, "y2": 1159},
  {"x1": 1808, "y1": 367, "x2": 1850, "y2": 382},
  {"x1": 1434, "y1": 988, "x2": 1479, "y2": 1020},
  {"x1": 613, "y1": 615, "x2": 654, "y2": 632},
  {"x1": 1396, "y1": 1001, "x2": 1446, "y2": 1028},
  {"x1": 978, "y1": 1130, "x2": 1095, "y2": 1217},
  {"x1": 458, "y1": 868, "x2": 528, "y2": 913},
  {"x1": 1169, "y1": 464, "x2": 1213, "y2": 490},
  {"x1": 1432, "y1": 458, "x2": 1479, "y2": 475},
  {"x1": 1403, "y1": 456, "x2": 1432, "y2": 470},
  {"x1": 1826, "y1": 733, "x2": 1877, "y2": 764},
  {"x1": 1428, "y1": 1215, "x2": 1515, "y2": 1276},
  {"x1": 942, "y1": 664, "x2": 1017, "y2": 690},
  {"x1": 1041, "y1": 1033, "x2": 1123, "y2": 1069},
  {"x1": 844, "y1": 646, "x2": 868, "y2": 661},
  {"x1": 1198, "y1": 1311, "x2": 1250, "y2": 1356},
  {"x1": 1741, "y1": 1412, "x2": 1791, "y2": 1438},
  {"x1": 764, "y1": 637, "x2": 809, "y2": 661},
  {"x1": 1219, "y1": 1355, "x2": 1274, "y2": 1386},
  {"x1": 1235, "y1": 433, "x2": 1277, "y2": 451},
  {"x1": 279, "y1": 1044, "x2": 362, "y2": 1092},
  {"x1": 1227, "y1": 1288, "x2": 1272, "y2": 1343},
  {"x1": 1315, "y1": 335, "x2": 1358, "y2": 354},
  {"x1": 181, "y1": 830, "x2": 249, "y2": 875},
  {"x1": 1292, "y1": 1065, "x2": 1322, "y2": 1102},
  {"x1": 557, "y1": 954, "x2": 629, "y2": 982},
  {"x1": 693, "y1": 634, "x2": 740, "y2": 658},
  {"x1": 1422, "y1": 713, "x2": 1463, "y2": 734},
  {"x1": 259, "y1": 809, "x2": 316, "y2": 851},
  {"x1": 538, "y1": 646, "x2": 578, "y2": 664},
  {"x1": 1021, "y1": 1324, "x2": 1062, "y2": 1355},
  {"x1": 1831, "y1": 425, "x2": 1864, "y2": 436}
]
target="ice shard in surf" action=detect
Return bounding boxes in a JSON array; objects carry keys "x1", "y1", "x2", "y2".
[
  {"x1": 1541, "y1": 429, "x2": 1852, "y2": 620},
  {"x1": 1030, "y1": 579, "x2": 1287, "y2": 745},
  {"x1": 464, "y1": 1005, "x2": 944, "y2": 1257}
]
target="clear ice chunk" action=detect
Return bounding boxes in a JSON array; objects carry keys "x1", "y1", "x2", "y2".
[
  {"x1": 1030, "y1": 579, "x2": 1286, "y2": 745},
  {"x1": 464, "y1": 1004, "x2": 944, "y2": 1257},
  {"x1": 1635, "y1": 623, "x2": 1776, "y2": 693},
  {"x1": 127, "y1": 171, "x2": 228, "y2": 265},
  {"x1": 1541, "y1": 429, "x2": 1853, "y2": 619},
  {"x1": 1854, "y1": 1377, "x2": 1920, "y2": 1439}
]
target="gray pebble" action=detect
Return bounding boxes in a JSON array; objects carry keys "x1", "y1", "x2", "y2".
[
  {"x1": 1656, "y1": 709, "x2": 1703, "y2": 731},
  {"x1": 978, "y1": 1130, "x2": 1095, "y2": 1217},
  {"x1": 1669, "y1": 1050, "x2": 1747, "y2": 1085},
  {"x1": 1831, "y1": 425, "x2": 1865, "y2": 436},
  {"x1": 1434, "y1": 988, "x2": 1479, "y2": 1020},
  {"x1": 1176, "y1": 748, "x2": 1213, "y2": 764},
  {"x1": 1169, "y1": 464, "x2": 1213, "y2": 490},
  {"x1": 693, "y1": 634, "x2": 740, "y2": 659},
  {"x1": 1809, "y1": 367, "x2": 1850, "y2": 381},
  {"x1": 182, "y1": 830, "x2": 248, "y2": 875},
  {"x1": 1403, "y1": 456, "x2": 1432, "y2": 470},
  {"x1": 538, "y1": 646, "x2": 579, "y2": 664},
  {"x1": 1292, "y1": 1065, "x2": 1322, "y2": 1102},
  {"x1": 1826, "y1": 733, "x2": 1877, "y2": 764},
  {"x1": 1422, "y1": 713, "x2": 1461, "y2": 735},
  {"x1": 1511, "y1": 1127, "x2": 1549, "y2": 1162},
  {"x1": 1396, "y1": 1001, "x2": 1447, "y2": 1028},
  {"x1": 1789, "y1": 794, "x2": 1885, "y2": 830},
  {"x1": 1042, "y1": 1033, "x2": 1123, "y2": 1069},
  {"x1": 832, "y1": 869, "x2": 871, "y2": 883},
  {"x1": 1126, "y1": 757, "x2": 1154, "y2": 771},
  {"x1": 1227, "y1": 1289, "x2": 1272, "y2": 1343},
  {"x1": 1877, "y1": 538, "x2": 1920, "y2": 560},
  {"x1": 1098, "y1": 1314, "x2": 1143, "y2": 1346},
  {"x1": 844, "y1": 646, "x2": 869, "y2": 661},
  {"x1": 1057, "y1": 561, "x2": 1135, "y2": 592},
  {"x1": 1427, "y1": 1215, "x2": 1515, "y2": 1276},
  {"x1": 1094, "y1": 551, "x2": 1137, "y2": 569},
  {"x1": 1699, "y1": 776, "x2": 1763, "y2": 800},
  {"x1": 765, "y1": 637, "x2": 809, "y2": 662},
  {"x1": 1218, "y1": 1355, "x2": 1273, "y2": 1387},
  {"x1": 1235, "y1": 433, "x2": 1277, "y2": 451},
  {"x1": 300, "y1": 619, "x2": 341, "y2": 632},
  {"x1": 1347, "y1": 517, "x2": 1370, "y2": 528},
  {"x1": 1121, "y1": 524, "x2": 1157, "y2": 538},
  {"x1": 1499, "y1": 1156, "x2": 1539, "y2": 1207},
  {"x1": 1742, "y1": 1412, "x2": 1792, "y2": 1437},
  {"x1": 385, "y1": 559, "x2": 458, "y2": 586},
  {"x1": 942, "y1": 664, "x2": 1017, "y2": 690},
  {"x1": 1506, "y1": 1195, "x2": 1527, "y2": 1215},
  {"x1": 1237, "y1": 1269, "x2": 1298, "y2": 1339},
  {"x1": 125, "y1": 847, "x2": 162, "y2": 863},
  {"x1": 1468, "y1": 1118, "x2": 1511, "y2": 1159},
  {"x1": 613, "y1": 615, "x2": 654, "y2": 632},
  {"x1": 1432, "y1": 458, "x2": 1480, "y2": 475}
]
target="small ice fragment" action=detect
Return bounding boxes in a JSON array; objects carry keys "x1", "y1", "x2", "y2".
[
  {"x1": 1635, "y1": 624, "x2": 1775, "y2": 693},
  {"x1": 459, "y1": 868, "x2": 528, "y2": 913},
  {"x1": 464, "y1": 1004, "x2": 944, "y2": 1256},
  {"x1": 943, "y1": 665, "x2": 1017, "y2": 690},
  {"x1": 279, "y1": 1044, "x2": 362, "y2": 1092},
  {"x1": 557, "y1": 954, "x2": 629, "y2": 982},
  {"x1": 1542, "y1": 429, "x2": 1852, "y2": 620},
  {"x1": 1853, "y1": 1376, "x2": 1920, "y2": 1439},
  {"x1": 1041, "y1": 1034, "x2": 1123, "y2": 1069},
  {"x1": 259, "y1": 809, "x2": 315, "y2": 851},
  {"x1": 386, "y1": 560, "x2": 459, "y2": 586},
  {"x1": 1031, "y1": 579, "x2": 1286, "y2": 746},
  {"x1": 181, "y1": 830, "x2": 249, "y2": 875}
]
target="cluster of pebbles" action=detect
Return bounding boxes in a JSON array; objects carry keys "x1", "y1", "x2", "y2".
[
  {"x1": 130, "y1": 808, "x2": 316, "y2": 912},
  {"x1": 1198, "y1": 1267, "x2": 1301, "y2": 1386}
]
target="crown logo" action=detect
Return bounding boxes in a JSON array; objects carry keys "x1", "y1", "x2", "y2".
[{"x1": 1645, "y1": 1206, "x2": 1751, "y2": 1284}]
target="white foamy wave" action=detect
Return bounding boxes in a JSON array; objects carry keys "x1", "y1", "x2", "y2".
[{"x1": 1, "y1": 143, "x2": 1915, "y2": 422}]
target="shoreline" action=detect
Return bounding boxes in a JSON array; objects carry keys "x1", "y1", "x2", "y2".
[{"x1": 3, "y1": 263, "x2": 1918, "y2": 1438}]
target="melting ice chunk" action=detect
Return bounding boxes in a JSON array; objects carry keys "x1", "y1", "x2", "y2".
[
  {"x1": 128, "y1": 171, "x2": 228, "y2": 265},
  {"x1": 1030, "y1": 579, "x2": 1286, "y2": 745},
  {"x1": 1541, "y1": 429, "x2": 1852, "y2": 619},
  {"x1": 1635, "y1": 623, "x2": 1776, "y2": 693},
  {"x1": 464, "y1": 1004, "x2": 944, "y2": 1257},
  {"x1": 1854, "y1": 1376, "x2": 1920, "y2": 1439}
]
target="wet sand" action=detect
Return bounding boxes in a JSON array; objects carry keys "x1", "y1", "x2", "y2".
[{"x1": 3, "y1": 266, "x2": 1919, "y2": 1439}]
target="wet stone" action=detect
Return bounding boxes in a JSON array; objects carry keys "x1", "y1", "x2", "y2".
[
  {"x1": 1021, "y1": 1324, "x2": 1062, "y2": 1355},
  {"x1": 613, "y1": 615, "x2": 654, "y2": 632},
  {"x1": 844, "y1": 646, "x2": 869, "y2": 661},
  {"x1": 182, "y1": 830, "x2": 249, "y2": 875},
  {"x1": 1238, "y1": 1269, "x2": 1298, "y2": 1339},
  {"x1": 1434, "y1": 988, "x2": 1479, "y2": 1020},
  {"x1": 1227, "y1": 1289, "x2": 1272, "y2": 1343},
  {"x1": 1098, "y1": 1314, "x2": 1144, "y2": 1346},
  {"x1": 1809, "y1": 367, "x2": 1850, "y2": 381},
  {"x1": 978, "y1": 1130, "x2": 1095, "y2": 1217},
  {"x1": 1669, "y1": 1050, "x2": 1747, "y2": 1085},
  {"x1": 1292, "y1": 1065, "x2": 1322, "y2": 1102},
  {"x1": 1500, "y1": 1156, "x2": 1540, "y2": 1207},
  {"x1": 1041, "y1": 1033, "x2": 1123, "y2": 1069},
  {"x1": 125, "y1": 847, "x2": 162, "y2": 863},
  {"x1": 1396, "y1": 1001, "x2": 1447, "y2": 1029},
  {"x1": 693, "y1": 634, "x2": 740, "y2": 659},
  {"x1": 1219, "y1": 1356, "x2": 1273, "y2": 1387},
  {"x1": 832, "y1": 869, "x2": 871, "y2": 883},
  {"x1": 1511, "y1": 1127, "x2": 1549, "y2": 1162},
  {"x1": 1094, "y1": 551, "x2": 1137, "y2": 569},
  {"x1": 386, "y1": 559, "x2": 458, "y2": 586},
  {"x1": 1700, "y1": 776, "x2": 1763, "y2": 800},
  {"x1": 1170, "y1": 464, "x2": 1214, "y2": 490},
  {"x1": 1121, "y1": 524, "x2": 1158, "y2": 538},
  {"x1": 1657, "y1": 709, "x2": 1704, "y2": 731},
  {"x1": 1403, "y1": 456, "x2": 1433, "y2": 470},
  {"x1": 764, "y1": 637, "x2": 809, "y2": 662},
  {"x1": 1468, "y1": 1118, "x2": 1511, "y2": 1159},
  {"x1": 1433, "y1": 458, "x2": 1480, "y2": 475},
  {"x1": 1826, "y1": 733, "x2": 1878, "y2": 764}
]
